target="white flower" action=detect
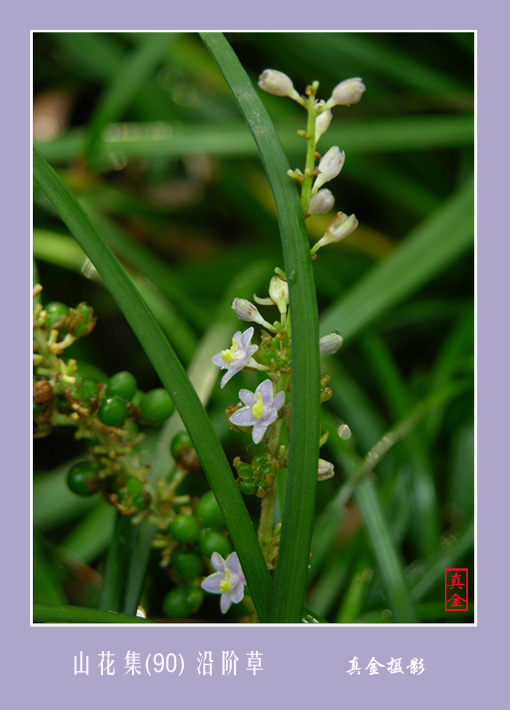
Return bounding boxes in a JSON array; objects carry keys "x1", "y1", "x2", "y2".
[
  {"x1": 309, "y1": 189, "x2": 335, "y2": 215},
  {"x1": 318, "y1": 459, "x2": 335, "y2": 481},
  {"x1": 319, "y1": 331, "x2": 343, "y2": 354},
  {"x1": 201, "y1": 552, "x2": 246, "y2": 614},
  {"x1": 327, "y1": 78, "x2": 366, "y2": 107},
  {"x1": 268, "y1": 276, "x2": 289, "y2": 317},
  {"x1": 311, "y1": 212, "x2": 358, "y2": 255},
  {"x1": 315, "y1": 102, "x2": 332, "y2": 143},
  {"x1": 229, "y1": 379, "x2": 285, "y2": 444},
  {"x1": 312, "y1": 147, "x2": 345, "y2": 192},
  {"x1": 258, "y1": 69, "x2": 301, "y2": 102},
  {"x1": 211, "y1": 327, "x2": 258, "y2": 388}
]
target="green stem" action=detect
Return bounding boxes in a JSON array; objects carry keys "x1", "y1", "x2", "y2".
[{"x1": 258, "y1": 418, "x2": 283, "y2": 562}]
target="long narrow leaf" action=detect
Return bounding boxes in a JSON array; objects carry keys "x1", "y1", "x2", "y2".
[
  {"x1": 320, "y1": 177, "x2": 474, "y2": 339},
  {"x1": 36, "y1": 114, "x2": 474, "y2": 164},
  {"x1": 33, "y1": 146, "x2": 273, "y2": 622},
  {"x1": 202, "y1": 32, "x2": 320, "y2": 623}
]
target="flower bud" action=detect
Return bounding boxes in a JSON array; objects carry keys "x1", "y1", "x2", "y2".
[
  {"x1": 315, "y1": 102, "x2": 332, "y2": 143},
  {"x1": 311, "y1": 212, "x2": 358, "y2": 255},
  {"x1": 231, "y1": 298, "x2": 276, "y2": 331},
  {"x1": 319, "y1": 331, "x2": 343, "y2": 354},
  {"x1": 309, "y1": 189, "x2": 335, "y2": 215},
  {"x1": 258, "y1": 69, "x2": 300, "y2": 101},
  {"x1": 313, "y1": 146, "x2": 345, "y2": 192},
  {"x1": 318, "y1": 459, "x2": 335, "y2": 481},
  {"x1": 268, "y1": 276, "x2": 289, "y2": 316},
  {"x1": 328, "y1": 77, "x2": 366, "y2": 107}
]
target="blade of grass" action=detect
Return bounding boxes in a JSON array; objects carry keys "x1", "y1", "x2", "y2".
[
  {"x1": 33, "y1": 535, "x2": 67, "y2": 605},
  {"x1": 354, "y1": 478, "x2": 416, "y2": 621},
  {"x1": 61, "y1": 503, "x2": 116, "y2": 565},
  {"x1": 52, "y1": 33, "x2": 173, "y2": 121},
  {"x1": 410, "y1": 521, "x2": 474, "y2": 602},
  {"x1": 359, "y1": 332, "x2": 440, "y2": 558},
  {"x1": 201, "y1": 32, "x2": 320, "y2": 623},
  {"x1": 37, "y1": 114, "x2": 474, "y2": 165},
  {"x1": 119, "y1": 261, "x2": 270, "y2": 616},
  {"x1": 86, "y1": 33, "x2": 174, "y2": 164},
  {"x1": 33, "y1": 147, "x2": 272, "y2": 622},
  {"x1": 34, "y1": 603, "x2": 152, "y2": 624},
  {"x1": 33, "y1": 228, "x2": 197, "y2": 362},
  {"x1": 320, "y1": 176, "x2": 474, "y2": 339}
]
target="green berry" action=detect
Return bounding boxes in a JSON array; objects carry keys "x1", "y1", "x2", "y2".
[
  {"x1": 77, "y1": 378, "x2": 99, "y2": 403},
  {"x1": 186, "y1": 587, "x2": 204, "y2": 611},
  {"x1": 199, "y1": 530, "x2": 232, "y2": 559},
  {"x1": 66, "y1": 303, "x2": 96, "y2": 338},
  {"x1": 170, "y1": 514, "x2": 202, "y2": 544},
  {"x1": 67, "y1": 461, "x2": 101, "y2": 496},
  {"x1": 139, "y1": 388, "x2": 175, "y2": 425},
  {"x1": 98, "y1": 395, "x2": 128, "y2": 427},
  {"x1": 131, "y1": 390, "x2": 144, "y2": 407},
  {"x1": 259, "y1": 463, "x2": 274, "y2": 478},
  {"x1": 240, "y1": 481, "x2": 256, "y2": 496},
  {"x1": 44, "y1": 302, "x2": 69, "y2": 330},
  {"x1": 170, "y1": 431, "x2": 192, "y2": 462},
  {"x1": 126, "y1": 477, "x2": 144, "y2": 496},
  {"x1": 133, "y1": 491, "x2": 151, "y2": 510},
  {"x1": 251, "y1": 453, "x2": 267, "y2": 469},
  {"x1": 196, "y1": 491, "x2": 225, "y2": 529},
  {"x1": 163, "y1": 586, "x2": 204, "y2": 619},
  {"x1": 172, "y1": 548, "x2": 203, "y2": 580},
  {"x1": 237, "y1": 463, "x2": 254, "y2": 480},
  {"x1": 106, "y1": 371, "x2": 137, "y2": 401}
]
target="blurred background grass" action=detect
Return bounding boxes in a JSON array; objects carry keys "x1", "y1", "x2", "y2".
[{"x1": 33, "y1": 32, "x2": 474, "y2": 623}]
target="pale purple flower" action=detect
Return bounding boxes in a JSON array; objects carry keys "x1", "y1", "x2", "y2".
[
  {"x1": 201, "y1": 552, "x2": 246, "y2": 614},
  {"x1": 211, "y1": 327, "x2": 258, "y2": 388},
  {"x1": 229, "y1": 379, "x2": 285, "y2": 444}
]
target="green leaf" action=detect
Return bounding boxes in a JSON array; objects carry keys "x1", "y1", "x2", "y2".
[
  {"x1": 34, "y1": 603, "x2": 152, "y2": 624},
  {"x1": 201, "y1": 32, "x2": 320, "y2": 623},
  {"x1": 36, "y1": 114, "x2": 474, "y2": 165},
  {"x1": 85, "y1": 33, "x2": 174, "y2": 162},
  {"x1": 33, "y1": 146, "x2": 273, "y2": 622},
  {"x1": 320, "y1": 176, "x2": 474, "y2": 339}
]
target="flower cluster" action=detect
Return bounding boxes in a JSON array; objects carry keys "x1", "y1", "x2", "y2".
[
  {"x1": 259, "y1": 69, "x2": 365, "y2": 254},
  {"x1": 202, "y1": 67, "x2": 364, "y2": 615}
]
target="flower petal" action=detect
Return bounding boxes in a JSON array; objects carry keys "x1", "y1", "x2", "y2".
[
  {"x1": 230, "y1": 407, "x2": 256, "y2": 427},
  {"x1": 231, "y1": 583, "x2": 245, "y2": 604},
  {"x1": 225, "y1": 552, "x2": 242, "y2": 577},
  {"x1": 220, "y1": 593, "x2": 233, "y2": 614},
  {"x1": 251, "y1": 421, "x2": 268, "y2": 444},
  {"x1": 211, "y1": 552, "x2": 226, "y2": 572},
  {"x1": 212, "y1": 353, "x2": 227, "y2": 367},
  {"x1": 201, "y1": 572, "x2": 224, "y2": 594},
  {"x1": 238, "y1": 388, "x2": 257, "y2": 406},
  {"x1": 272, "y1": 390, "x2": 285, "y2": 411},
  {"x1": 256, "y1": 379, "x2": 274, "y2": 404},
  {"x1": 240, "y1": 327, "x2": 254, "y2": 348}
]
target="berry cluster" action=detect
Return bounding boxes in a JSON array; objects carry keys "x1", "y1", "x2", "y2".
[{"x1": 33, "y1": 285, "x2": 246, "y2": 620}]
